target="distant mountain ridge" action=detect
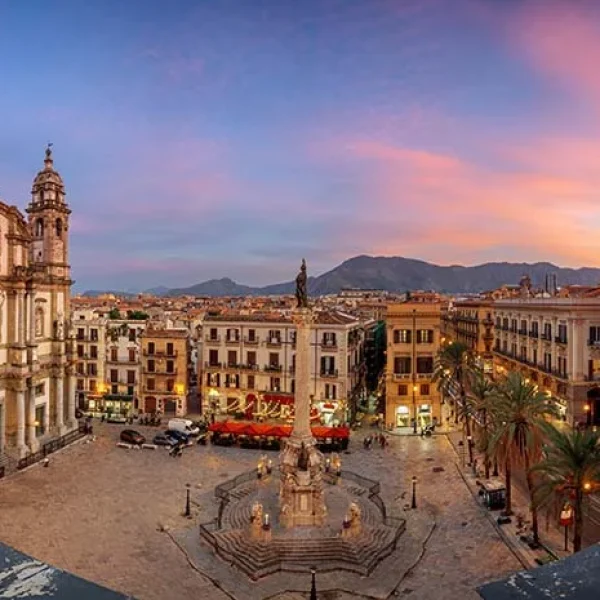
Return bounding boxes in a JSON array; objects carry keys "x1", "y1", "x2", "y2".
[{"x1": 80, "y1": 255, "x2": 600, "y2": 298}]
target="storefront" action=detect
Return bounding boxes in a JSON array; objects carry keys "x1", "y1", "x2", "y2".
[
  {"x1": 417, "y1": 403, "x2": 432, "y2": 427},
  {"x1": 87, "y1": 394, "x2": 134, "y2": 418},
  {"x1": 395, "y1": 405, "x2": 410, "y2": 427}
]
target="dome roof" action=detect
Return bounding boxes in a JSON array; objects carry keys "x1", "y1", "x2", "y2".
[{"x1": 31, "y1": 145, "x2": 64, "y2": 194}]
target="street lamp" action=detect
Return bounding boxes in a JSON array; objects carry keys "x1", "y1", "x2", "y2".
[
  {"x1": 466, "y1": 435, "x2": 473, "y2": 467},
  {"x1": 184, "y1": 483, "x2": 191, "y2": 517},
  {"x1": 310, "y1": 566, "x2": 317, "y2": 600},
  {"x1": 412, "y1": 385, "x2": 418, "y2": 434},
  {"x1": 411, "y1": 475, "x2": 417, "y2": 509}
]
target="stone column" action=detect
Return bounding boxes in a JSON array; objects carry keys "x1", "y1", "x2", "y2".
[
  {"x1": 27, "y1": 292, "x2": 35, "y2": 343},
  {"x1": 17, "y1": 292, "x2": 25, "y2": 346},
  {"x1": 27, "y1": 388, "x2": 39, "y2": 453},
  {"x1": 56, "y1": 376, "x2": 65, "y2": 434},
  {"x1": 16, "y1": 390, "x2": 27, "y2": 457},
  {"x1": 0, "y1": 402, "x2": 5, "y2": 456},
  {"x1": 290, "y1": 308, "x2": 314, "y2": 445},
  {"x1": 67, "y1": 371, "x2": 77, "y2": 429}
]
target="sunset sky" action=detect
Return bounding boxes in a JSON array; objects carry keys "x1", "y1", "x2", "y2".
[{"x1": 1, "y1": 0, "x2": 600, "y2": 291}]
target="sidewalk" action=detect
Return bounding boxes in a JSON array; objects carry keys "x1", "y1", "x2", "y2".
[{"x1": 445, "y1": 430, "x2": 570, "y2": 569}]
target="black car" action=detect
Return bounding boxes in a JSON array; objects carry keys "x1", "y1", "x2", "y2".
[
  {"x1": 120, "y1": 429, "x2": 145, "y2": 445},
  {"x1": 165, "y1": 430, "x2": 190, "y2": 444},
  {"x1": 153, "y1": 433, "x2": 177, "y2": 447}
]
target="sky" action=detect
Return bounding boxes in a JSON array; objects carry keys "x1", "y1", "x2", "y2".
[{"x1": 1, "y1": 0, "x2": 600, "y2": 291}]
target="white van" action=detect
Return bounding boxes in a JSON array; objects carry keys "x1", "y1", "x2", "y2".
[{"x1": 167, "y1": 418, "x2": 200, "y2": 436}]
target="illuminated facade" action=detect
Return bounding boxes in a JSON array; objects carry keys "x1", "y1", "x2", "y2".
[{"x1": 385, "y1": 303, "x2": 442, "y2": 429}]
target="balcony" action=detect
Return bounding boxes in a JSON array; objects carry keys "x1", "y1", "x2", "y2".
[
  {"x1": 266, "y1": 338, "x2": 282, "y2": 348},
  {"x1": 264, "y1": 364, "x2": 283, "y2": 373},
  {"x1": 585, "y1": 373, "x2": 600, "y2": 382},
  {"x1": 243, "y1": 336, "x2": 259, "y2": 345},
  {"x1": 321, "y1": 340, "x2": 338, "y2": 350},
  {"x1": 392, "y1": 373, "x2": 412, "y2": 381},
  {"x1": 588, "y1": 339, "x2": 600, "y2": 347},
  {"x1": 320, "y1": 369, "x2": 338, "y2": 378},
  {"x1": 518, "y1": 329, "x2": 528, "y2": 336},
  {"x1": 416, "y1": 372, "x2": 434, "y2": 379},
  {"x1": 143, "y1": 368, "x2": 178, "y2": 375},
  {"x1": 142, "y1": 349, "x2": 178, "y2": 357},
  {"x1": 225, "y1": 336, "x2": 241, "y2": 345},
  {"x1": 204, "y1": 361, "x2": 222, "y2": 369},
  {"x1": 540, "y1": 333, "x2": 551, "y2": 341},
  {"x1": 528, "y1": 331, "x2": 539, "y2": 339},
  {"x1": 205, "y1": 335, "x2": 221, "y2": 344},
  {"x1": 555, "y1": 336, "x2": 568, "y2": 345}
]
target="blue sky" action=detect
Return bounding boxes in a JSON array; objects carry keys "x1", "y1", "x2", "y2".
[{"x1": 1, "y1": 0, "x2": 600, "y2": 291}]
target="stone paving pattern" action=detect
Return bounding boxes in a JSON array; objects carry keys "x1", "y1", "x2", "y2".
[{"x1": 0, "y1": 423, "x2": 521, "y2": 599}]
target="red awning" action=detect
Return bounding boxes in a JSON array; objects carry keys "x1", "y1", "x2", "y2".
[
  {"x1": 263, "y1": 394, "x2": 295, "y2": 406},
  {"x1": 208, "y1": 421, "x2": 349, "y2": 440}
]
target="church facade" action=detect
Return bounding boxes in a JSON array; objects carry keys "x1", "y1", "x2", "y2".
[{"x1": 0, "y1": 147, "x2": 76, "y2": 461}]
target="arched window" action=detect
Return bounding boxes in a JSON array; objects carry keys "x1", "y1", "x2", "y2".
[
  {"x1": 35, "y1": 306, "x2": 44, "y2": 338},
  {"x1": 55, "y1": 218, "x2": 63, "y2": 238},
  {"x1": 35, "y1": 218, "x2": 44, "y2": 237}
]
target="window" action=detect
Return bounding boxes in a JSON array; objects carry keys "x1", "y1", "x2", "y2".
[
  {"x1": 416, "y1": 357, "x2": 433, "y2": 375},
  {"x1": 510, "y1": 319, "x2": 517, "y2": 333},
  {"x1": 77, "y1": 328, "x2": 85, "y2": 340},
  {"x1": 209, "y1": 328, "x2": 218, "y2": 341},
  {"x1": 110, "y1": 347, "x2": 118, "y2": 361},
  {"x1": 90, "y1": 328, "x2": 98, "y2": 341},
  {"x1": 166, "y1": 359, "x2": 175, "y2": 373},
  {"x1": 128, "y1": 348, "x2": 136, "y2": 362},
  {"x1": 268, "y1": 329, "x2": 281, "y2": 343},
  {"x1": 322, "y1": 332, "x2": 336, "y2": 347},
  {"x1": 129, "y1": 329, "x2": 136, "y2": 342},
  {"x1": 270, "y1": 377, "x2": 281, "y2": 392},
  {"x1": 76, "y1": 379, "x2": 84, "y2": 391},
  {"x1": 111, "y1": 384, "x2": 118, "y2": 394},
  {"x1": 127, "y1": 370, "x2": 136, "y2": 384},
  {"x1": 35, "y1": 383, "x2": 45, "y2": 396},
  {"x1": 35, "y1": 218, "x2": 44, "y2": 237},
  {"x1": 393, "y1": 330, "x2": 411, "y2": 344},
  {"x1": 532, "y1": 348, "x2": 538, "y2": 365},
  {"x1": 90, "y1": 345, "x2": 98, "y2": 359},
  {"x1": 147, "y1": 359, "x2": 155, "y2": 373},
  {"x1": 247, "y1": 374, "x2": 255, "y2": 388},
  {"x1": 147, "y1": 378, "x2": 155, "y2": 391},
  {"x1": 88, "y1": 379, "x2": 97, "y2": 392},
  {"x1": 247, "y1": 329, "x2": 256, "y2": 342},
  {"x1": 269, "y1": 352, "x2": 280, "y2": 368},
  {"x1": 320, "y1": 356, "x2": 335, "y2": 375},
  {"x1": 544, "y1": 352, "x2": 552, "y2": 371},
  {"x1": 77, "y1": 344, "x2": 84, "y2": 358},
  {"x1": 110, "y1": 369, "x2": 118, "y2": 383},
  {"x1": 147, "y1": 342, "x2": 155, "y2": 355},
  {"x1": 393, "y1": 357, "x2": 411, "y2": 374},
  {"x1": 520, "y1": 320, "x2": 527, "y2": 333},
  {"x1": 35, "y1": 307, "x2": 44, "y2": 338},
  {"x1": 590, "y1": 326, "x2": 600, "y2": 344},
  {"x1": 397, "y1": 384, "x2": 408, "y2": 396},
  {"x1": 55, "y1": 218, "x2": 63, "y2": 238},
  {"x1": 325, "y1": 384, "x2": 337, "y2": 399},
  {"x1": 166, "y1": 379, "x2": 174, "y2": 392},
  {"x1": 544, "y1": 323, "x2": 552, "y2": 340},
  {"x1": 557, "y1": 324, "x2": 568, "y2": 343},
  {"x1": 87, "y1": 363, "x2": 97, "y2": 376},
  {"x1": 247, "y1": 351, "x2": 256, "y2": 366},
  {"x1": 227, "y1": 352, "x2": 237, "y2": 368},
  {"x1": 208, "y1": 349, "x2": 219, "y2": 366},
  {"x1": 557, "y1": 356, "x2": 567, "y2": 376},
  {"x1": 421, "y1": 384, "x2": 430, "y2": 395},
  {"x1": 166, "y1": 342, "x2": 174, "y2": 355},
  {"x1": 531, "y1": 321, "x2": 539, "y2": 336},
  {"x1": 289, "y1": 331, "x2": 296, "y2": 345},
  {"x1": 35, "y1": 405, "x2": 45, "y2": 437},
  {"x1": 77, "y1": 362, "x2": 84, "y2": 375},
  {"x1": 416, "y1": 330, "x2": 433, "y2": 344},
  {"x1": 291, "y1": 379, "x2": 295, "y2": 394},
  {"x1": 226, "y1": 329, "x2": 239, "y2": 342},
  {"x1": 127, "y1": 386, "x2": 134, "y2": 396}
]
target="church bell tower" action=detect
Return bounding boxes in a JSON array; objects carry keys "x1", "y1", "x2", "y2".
[{"x1": 26, "y1": 144, "x2": 71, "y2": 279}]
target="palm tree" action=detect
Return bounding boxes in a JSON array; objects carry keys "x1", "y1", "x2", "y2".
[
  {"x1": 433, "y1": 341, "x2": 476, "y2": 463},
  {"x1": 532, "y1": 424, "x2": 600, "y2": 552},
  {"x1": 489, "y1": 372, "x2": 558, "y2": 542},
  {"x1": 466, "y1": 369, "x2": 496, "y2": 479}
]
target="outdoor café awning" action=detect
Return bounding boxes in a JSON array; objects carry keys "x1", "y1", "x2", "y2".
[{"x1": 208, "y1": 421, "x2": 349, "y2": 439}]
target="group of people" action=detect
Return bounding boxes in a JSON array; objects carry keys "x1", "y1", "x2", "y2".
[{"x1": 363, "y1": 433, "x2": 388, "y2": 450}]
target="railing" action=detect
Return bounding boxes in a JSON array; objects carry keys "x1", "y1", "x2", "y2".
[
  {"x1": 142, "y1": 368, "x2": 178, "y2": 375},
  {"x1": 204, "y1": 361, "x2": 222, "y2": 369},
  {"x1": 205, "y1": 336, "x2": 221, "y2": 343},
  {"x1": 588, "y1": 339, "x2": 600, "y2": 347},
  {"x1": 239, "y1": 363, "x2": 259, "y2": 372},
  {"x1": 264, "y1": 364, "x2": 283, "y2": 372},
  {"x1": 321, "y1": 340, "x2": 338, "y2": 349},
  {"x1": 243, "y1": 337, "x2": 259, "y2": 345},
  {"x1": 320, "y1": 369, "x2": 338, "y2": 378},
  {"x1": 554, "y1": 336, "x2": 568, "y2": 345},
  {"x1": 225, "y1": 337, "x2": 240, "y2": 344},
  {"x1": 143, "y1": 350, "x2": 178, "y2": 357},
  {"x1": 392, "y1": 373, "x2": 411, "y2": 380},
  {"x1": 518, "y1": 329, "x2": 528, "y2": 336},
  {"x1": 529, "y1": 331, "x2": 539, "y2": 338},
  {"x1": 17, "y1": 425, "x2": 87, "y2": 471},
  {"x1": 266, "y1": 338, "x2": 282, "y2": 347},
  {"x1": 340, "y1": 469, "x2": 386, "y2": 520},
  {"x1": 214, "y1": 468, "x2": 263, "y2": 527}
]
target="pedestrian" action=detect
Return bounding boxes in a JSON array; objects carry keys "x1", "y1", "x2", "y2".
[{"x1": 101, "y1": 414, "x2": 105, "y2": 423}]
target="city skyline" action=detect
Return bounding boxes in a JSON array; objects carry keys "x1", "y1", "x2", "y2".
[{"x1": 1, "y1": 0, "x2": 600, "y2": 291}]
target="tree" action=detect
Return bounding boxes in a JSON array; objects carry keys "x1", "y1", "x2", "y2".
[
  {"x1": 466, "y1": 369, "x2": 496, "y2": 479},
  {"x1": 532, "y1": 424, "x2": 600, "y2": 552},
  {"x1": 489, "y1": 371, "x2": 558, "y2": 542},
  {"x1": 433, "y1": 341, "x2": 476, "y2": 464},
  {"x1": 108, "y1": 308, "x2": 121, "y2": 319},
  {"x1": 127, "y1": 310, "x2": 149, "y2": 320}
]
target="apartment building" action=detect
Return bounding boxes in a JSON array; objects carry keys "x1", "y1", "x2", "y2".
[
  {"x1": 493, "y1": 298, "x2": 600, "y2": 426},
  {"x1": 385, "y1": 302, "x2": 442, "y2": 429},
  {"x1": 72, "y1": 310, "x2": 107, "y2": 415},
  {"x1": 441, "y1": 299, "x2": 494, "y2": 373},
  {"x1": 197, "y1": 311, "x2": 366, "y2": 425},
  {"x1": 140, "y1": 327, "x2": 189, "y2": 416},
  {"x1": 104, "y1": 319, "x2": 147, "y2": 417}
]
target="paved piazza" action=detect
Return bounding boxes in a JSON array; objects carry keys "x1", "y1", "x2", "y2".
[{"x1": 0, "y1": 424, "x2": 520, "y2": 600}]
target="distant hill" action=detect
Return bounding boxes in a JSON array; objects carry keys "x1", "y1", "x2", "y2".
[{"x1": 82, "y1": 255, "x2": 600, "y2": 298}]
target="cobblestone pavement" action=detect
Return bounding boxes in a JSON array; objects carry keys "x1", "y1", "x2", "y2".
[{"x1": 0, "y1": 423, "x2": 521, "y2": 600}]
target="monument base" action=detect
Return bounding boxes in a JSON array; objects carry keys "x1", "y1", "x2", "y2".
[{"x1": 279, "y1": 437, "x2": 326, "y2": 527}]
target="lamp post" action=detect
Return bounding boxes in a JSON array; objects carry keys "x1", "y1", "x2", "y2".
[
  {"x1": 412, "y1": 309, "x2": 417, "y2": 434},
  {"x1": 411, "y1": 475, "x2": 417, "y2": 509},
  {"x1": 560, "y1": 502, "x2": 573, "y2": 552},
  {"x1": 310, "y1": 566, "x2": 317, "y2": 600},
  {"x1": 466, "y1": 435, "x2": 473, "y2": 467},
  {"x1": 184, "y1": 483, "x2": 191, "y2": 517}
]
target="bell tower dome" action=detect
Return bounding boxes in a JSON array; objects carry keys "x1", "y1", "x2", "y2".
[{"x1": 26, "y1": 144, "x2": 71, "y2": 279}]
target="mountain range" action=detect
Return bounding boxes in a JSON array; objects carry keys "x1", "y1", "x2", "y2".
[{"x1": 80, "y1": 255, "x2": 600, "y2": 298}]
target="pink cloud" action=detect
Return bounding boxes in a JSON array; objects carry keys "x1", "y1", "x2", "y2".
[{"x1": 510, "y1": 2, "x2": 600, "y2": 113}]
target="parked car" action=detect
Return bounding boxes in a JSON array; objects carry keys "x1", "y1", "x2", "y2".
[
  {"x1": 120, "y1": 430, "x2": 145, "y2": 445},
  {"x1": 167, "y1": 418, "x2": 200, "y2": 436},
  {"x1": 165, "y1": 430, "x2": 190, "y2": 444},
  {"x1": 153, "y1": 433, "x2": 177, "y2": 447},
  {"x1": 107, "y1": 414, "x2": 127, "y2": 424}
]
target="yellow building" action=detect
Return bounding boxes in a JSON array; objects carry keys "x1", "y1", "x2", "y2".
[
  {"x1": 385, "y1": 302, "x2": 442, "y2": 430},
  {"x1": 441, "y1": 299, "x2": 494, "y2": 373},
  {"x1": 140, "y1": 327, "x2": 189, "y2": 416}
]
